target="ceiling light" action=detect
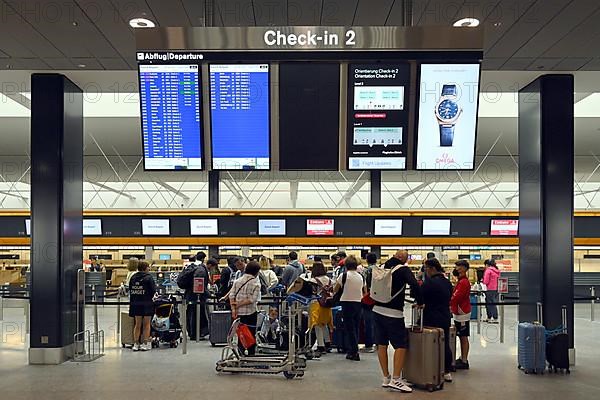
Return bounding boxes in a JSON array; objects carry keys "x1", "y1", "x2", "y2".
[
  {"x1": 129, "y1": 18, "x2": 155, "y2": 28},
  {"x1": 453, "y1": 18, "x2": 480, "y2": 27},
  {"x1": 78, "y1": 64, "x2": 86, "y2": 68}
]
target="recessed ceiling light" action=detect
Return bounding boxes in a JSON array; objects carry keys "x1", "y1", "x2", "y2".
[
  {"x1": 78, "y1": 64, "x2": 86, "y2": 68},
  {"x1": 129, "y1": 18, "x2": 155, "y2": 28},
  {"x1": 453, "y1": 18, "x2": 480, "y2": 27}
]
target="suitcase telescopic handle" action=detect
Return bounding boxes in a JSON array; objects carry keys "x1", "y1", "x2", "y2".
[
  {"x1": 561, "y1": 305, "x2": 568, "y2": 333},
  {"x1": 536, "y1": 302, "x2": 543, "y2": 325},
  {"x1": 411, "y1": 306, "x2": 424, "y2": 332}
]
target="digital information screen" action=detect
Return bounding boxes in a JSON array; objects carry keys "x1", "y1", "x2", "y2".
[
  {"x1": 139, "y1": 64, "x2": 203, "y2": 170},
  {"x1": 25, "y1": 219, "x2": 30, "y2": 236},
  {"x1": 210, "y1": 64, "x2": 270, "y2": 170},
  {"x1": 307, "y1": 219, "x2": 334, "y2": 236},
  {"x1": 190, "y1": 219, "x2": 219, "y2": 236},
  {"x1": 374, "y1": 219, "x2": 403, "y2": 236},
  {"x1": 416, "y1": 64, "x2": 481, "y2": 170},
  {"x1": 347, "y1": 64, "x2": 410, "y2": 170},
  {"x1": 142, "y1": 219, "x2": 170, "y2": 236},
  {"x1": 83, "y1": 219, "x2": 102, "y2": 236},
  {"x1": 490, "y1": 219, "x2": 519, "y2": 236},
  {"x1": 258, "y1": 219, "x2": 286, "y2": 236},
  {"x1": 422, "y1": 219, "x2": 451, "y2": 236}
]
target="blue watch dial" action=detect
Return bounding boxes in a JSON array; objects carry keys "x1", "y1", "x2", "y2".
[{"x1": 437, "y1": 99, "x2": 459, "y2": 120}]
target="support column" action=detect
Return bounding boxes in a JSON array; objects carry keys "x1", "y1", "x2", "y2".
[
  {"x1": 518, "y1": 75, "x2": 574, "y2": 349},
  {"x1": 208, "y1": 170, "x2": 219, "y2": 208},
  {"x1": 29, "y1": 74, "x2": 83, "y2": 364},
  {"x1": 370, "y1": 170, "x2": 381, "y2": 208}
]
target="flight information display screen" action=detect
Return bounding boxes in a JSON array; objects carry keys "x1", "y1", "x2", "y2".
[
  {"x1": 347, "y1": 64, "x2": 410, "y2": 170},
  {"x1": 138, "y1": 64, "x2": 203, "y2": 170},
  {"x1": 210, "y1": 64, "x2": 270, "y2": 170}
]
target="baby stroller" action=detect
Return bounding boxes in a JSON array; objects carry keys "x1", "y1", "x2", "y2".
[{"x1": 151, "y1": 295, "x2": 183, "y2": 348}]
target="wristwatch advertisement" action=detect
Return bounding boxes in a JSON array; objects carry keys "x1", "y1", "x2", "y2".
[{"x1": 415, "y1": 64, "x2": 480, "y2": 170}]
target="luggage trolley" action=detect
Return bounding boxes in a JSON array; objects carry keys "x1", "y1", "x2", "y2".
[{"x1": 215, "y1": 293, "x2": 318, "y2": 379}]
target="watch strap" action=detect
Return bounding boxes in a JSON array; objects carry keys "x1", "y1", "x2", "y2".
[
  {"x1": 439, "y1": 125, "x2": 454, "y2": 147},
  {"x1": 441, "y1": 84, "x2": 457, "y2": 97}
]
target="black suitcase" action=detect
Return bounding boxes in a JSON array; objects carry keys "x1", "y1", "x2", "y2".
[
  {"x1": 209, "y1": 310, "x2": 232, "y2": 346},
  {"x1": 546, "y1": 306, "x2": 570, "y2": 373},
  {"x1": 332, "y1": 306, "x2": 345, "y2": 353}
]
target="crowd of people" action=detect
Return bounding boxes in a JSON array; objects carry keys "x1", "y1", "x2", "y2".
[{"x1": 125, "y1": 249, "x2": 501, "y2": 392}]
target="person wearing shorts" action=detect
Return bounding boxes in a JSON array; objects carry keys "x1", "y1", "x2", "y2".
[
  {"x1": 372, "y1": 250, "x2": 423, "y2": 393},
  {"x1": 129, "y1": 261, "x2": 157, "y2": 351},
  {"x1": 451, "y1": 259, "x2": 472, "y2": 370}
]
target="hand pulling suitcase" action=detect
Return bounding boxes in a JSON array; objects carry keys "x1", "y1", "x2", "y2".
[
  {"x1": 404, "y1": 309, "x2": 445, "y2": 392},
  {"x1": 546, "y1": 306, "x2": 570, "y2": 373},
  {"x1": 518, "y1": 302, "x2": 546, "y2": 374},
  {"x1": 209, "y1": 310, "x2": 232, "y2": 346},
  {"x1": 120, "y1": 311, "x2": 136, "y2": 347}
]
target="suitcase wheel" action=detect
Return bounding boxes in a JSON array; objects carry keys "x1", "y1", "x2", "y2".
[{"x1": 283, "y1": 371, "x2": 297, "y2": 380}]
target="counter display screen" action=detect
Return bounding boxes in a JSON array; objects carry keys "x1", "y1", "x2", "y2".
[
  {"x1": 347, "y1": 63, "x2": 410, "y2": 170},
  {"x1": 190, "y1": 219, "x2": 219, "y2": 235},
  {"x1": 490, "y1": 219, "x2": 519, "y2": 236},
  {"x1": 83, "y1": 219, "x2": 102, "y2": 236},
  {"x1": 25, "y1": 219, "x2": 30, "y2": 236},
  {"x1": 210, "y1": 64, "x2": 270, "y2": 170},
  {"x1": 142, "y1": 219, "x2": 170, "y2": 236},
  {"x1": 415, "y1": 63, "x2": 480, "y2": 170},
  {"x1": 306, "y1": 219, "x2": 334, "y2": 236},
  {"x1": 139, "y1": 64, "x2": 203, "y2": 170},
  {"x1": 422, "y1": 219, "x2": 451, "y2": 236},
  {"x1": 374, "y1": 219, "x2": 403, "y2": 236},
  {"x1": 258, "y1": 219, "x2": 286, "y2": 236}
]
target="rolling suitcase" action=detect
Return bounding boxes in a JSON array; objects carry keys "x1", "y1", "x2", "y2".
[
  {"x1": 209, "y1": 310, "x2": 232, "y2": 346},
  {"x1": 518, "y1": 303, "x2": 546, "y2": 374},
  {"x1": 546, "y1": 306, "x2": 570, "y2": 373},
  {"x1": 331, "y1": 306, "x2": 345, "y2": 353},
  {"x1": 404, "y1": 309, "x2": 445, "y2": 392},
  {"x1": 120, "y1": 311, "x2": 135, "y2": 347}
]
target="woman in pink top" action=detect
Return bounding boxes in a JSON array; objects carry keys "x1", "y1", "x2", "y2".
[{"x1": 483, "y1": 259, "x2": 501, "y2": 323}]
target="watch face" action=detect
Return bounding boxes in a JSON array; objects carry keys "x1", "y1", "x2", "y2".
[{"x1": 437, "y1": 99, "x2": 459, "y2": 120}]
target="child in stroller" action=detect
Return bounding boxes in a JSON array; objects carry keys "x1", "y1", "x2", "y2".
[
  {"x1": 150, "y1": 295, "x2": 183, "y2": 348},
  {"x1": 257, "y1": 307, "x2": 282, "y2": 347}
]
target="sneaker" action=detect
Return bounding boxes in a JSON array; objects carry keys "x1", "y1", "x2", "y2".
[
  {"x1": 361, "y1": 346, "x2": 376, "y2": 353},
  {"x1": 140, "y1": 342, "x2": 151, "y2": 351},
  {"x1": 346, "y1": 353, "x2": 360, "y2": 361},
  {"x1": 132, "y1": 343, "x2": 140, "y2": 352},
  {"x1": 388, "y1": 378, "x2": 413, "y2": 393},
  {"x1": 382, "y1": 375, "x2": 391, "y2": 387},
  {"x1": 444, "y1": 373, "x2": 453, "y2": 382},
  {"x1": 455, "y1": 359, "x2": 470, "y2": 370}
]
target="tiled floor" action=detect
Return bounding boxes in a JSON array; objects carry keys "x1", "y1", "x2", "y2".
[{"x1": 1, "y1": 302, "x2": 599, "y2": 400}]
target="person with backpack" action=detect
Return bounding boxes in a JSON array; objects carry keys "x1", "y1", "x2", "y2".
[
  {"x1": 360, "y1": 252, "x2": 378, "y2": 353},
  {"x1": 281, "y1": 251, "x2": 305, "y2": 288},
  {"x1": 371, "y1": 250, "x2": 423, "y2": 393},
  {"x1": 451, "y1": 259, "x2": 472, "y2": 370},
  {"x1": 334, "y1": 255, "x2": 365, "y2": 362},
  {"x1": 177, "y1": 253, "x2": 211, "y2": 340},
  {"x1": 483, "y1": 259, "x2": 501, "y2": 323},
  {"x1": 309, "y1": 262, "x2": 334, "y2": 356},
  {"x1": 259, "y1": 256, "x2": 278, "y2": 290},
  {"x1": 129, "y1": 261, "x2": 157, "y2": 351}
]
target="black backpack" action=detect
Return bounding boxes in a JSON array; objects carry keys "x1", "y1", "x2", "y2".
[
  {"x1": 177, "y1": 263, "x2": 197, "y2": 289},
  {"x1": 258, "y1": 271, "x2": 269, "y2": 296}
]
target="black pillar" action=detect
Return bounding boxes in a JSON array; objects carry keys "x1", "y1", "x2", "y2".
[
  {"x1": 29, "y1": 74, "x2": 83, "y2": 364},
  {"x1": 370, "y1": 170, "x2": 381, "y2": 208},
  {"x1": 208, "y1": 170, "x2": 219, "y2": 208},
  {"x1": 518, "y1": 75, "x2": 574, "y2": 348}
]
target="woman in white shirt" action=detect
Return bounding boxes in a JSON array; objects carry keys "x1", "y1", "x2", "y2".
[
  {"x1": 258, "y1": 256, "x2": 279, "y2": 289},
  {"x1": 334, "y1": 255, "x2": 365, "y2": 361}
]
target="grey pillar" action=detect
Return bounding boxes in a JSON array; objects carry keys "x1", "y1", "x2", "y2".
[
  {"x1": 208, "y1": 170, "x2": 219, "y2": 208},
  {"x1": 370, "y1": 170, "x2": 381, "y2": 208},
  {"x1": 518, "y1": 75, "x2": 574, "y2": 348},
  {"x1": 29, "y1": 74, "x2": 83, "y2": 364}
]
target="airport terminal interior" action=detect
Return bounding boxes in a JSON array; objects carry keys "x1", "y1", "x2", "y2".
[{"x1": 1, "y1": 0, "x2": 600, "y2": 399}]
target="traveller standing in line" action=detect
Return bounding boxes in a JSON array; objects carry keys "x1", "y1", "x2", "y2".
[
  {"x1": 334, "y1": 255, "x2": 365, "y2": 361},
  {"x1": 281, "y1": 251, "x2": 305, "y2": 288},
  {"x1": 373, "y1": 250, "x2": 423, "y2": 393},
  {"x1": 309, "y1": 262, "x2": 334, "y2": 356},
  {"x1": 229, "y1": 260, "x2": 262, "y2": 356},
  {"x1": 360, "y1": 252, "x2": 378, "y2": 353},
  {"x1": 125, "y1": 257, "x2": 139, "y2": 287},
  {"x1": 451, "y1": 259, "x2": 472, "y2": 370},
  {"x1": 483, "y1": 259, "x2": 501, "y2": 323},
  {"x1": 422, "y1": 257, "x2": 454, "y2": 382},
  {"x1": 258, "y1": 256, "x2": 279, "y2": 288},
  {"x1": 129, "y1": 261, "x2": 157, "y2": 351},
  {"x1": 333, "y1": 251, "x2": 347, "y2": 279}
]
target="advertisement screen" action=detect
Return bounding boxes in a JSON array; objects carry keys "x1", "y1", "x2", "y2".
[
  {"x1": 139, "y1": 64, "x2": 203, "y2": 170},
  {"x1": 490, "y1": 219, "x2": 519, "y2": 236},
  {"x1": 210, "y1": 64, "x2": 270, "y2": 170},
  {"x1": 190, "y1": 219, "x2": 219, "y2": 236},
  {"x1": 83, "y1": 219, "x2": 102, "y2": 236},
  {"x1": 422, "y1": 219, "x2": 451, "y2": 236},
  {"x1": 142, "y1": 219, "x2": 170, "y2": 236},
  {"x1": 347, "y1": 64, "x2": 410, "y2": 170},
  {"x1": 306, "y1": 219, "x2": 334, "y2": 236},
  {"x1": 374, "y1": 219, "x2": 403, "y2": 236},
  {"x1": 258, "y1": 219, "x2": 286, "y2": 236},
  {"x1": 416, "y1": 64, "x2": 480, "y2": 170}
]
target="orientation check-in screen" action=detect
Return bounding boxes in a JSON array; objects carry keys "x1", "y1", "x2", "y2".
[{"x1": 210, "y1": 64, "x2": 270, "y2": 170}]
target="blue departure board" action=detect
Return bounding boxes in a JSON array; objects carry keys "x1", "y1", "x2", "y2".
[
  {"x1": 139, "y1": 64, "x2": 203, "y2": 170},
  {"x1": 210, "y1": 64, "x2": 270, "y2": 170}
]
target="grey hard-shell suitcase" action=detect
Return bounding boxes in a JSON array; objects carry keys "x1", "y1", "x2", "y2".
[
  {"x1": 121, "y1": 311, "x2": 136, "y2": 347},
  {"x1": 210, "y1": 310, "x2": 232, "y2": 346},
  {"x1": 404, "y1": 309, "x2": 445, "y2": 392}
]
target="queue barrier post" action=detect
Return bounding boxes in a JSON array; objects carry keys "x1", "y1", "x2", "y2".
[
  {"x1": 181, "y1": 297, "x2": 188, "y2": 355},
  {"x1": 0, "y1": 290, "x2": 4, "y2": 321},
  {"x1": 116, "y1": 292, "x2": 121, "y2": 335},
  {"x1": 476, "y1": 292, "x2": 482, "y2": 335},
  {"x1": 500, "y1": 294, "x2": 505, "y2": 344},
  {"x1": 196, "y1": 296, "x2": 201, "y2": 343},
  {"x1": 592, "y1": 287, "x2": 596, "y2": 322}
]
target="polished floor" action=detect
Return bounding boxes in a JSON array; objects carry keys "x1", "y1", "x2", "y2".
[{"x1": 1, "y1": 302, "x2": 599, "y2": 400}]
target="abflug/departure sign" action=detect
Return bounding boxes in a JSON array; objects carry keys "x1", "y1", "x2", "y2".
[{"x1": 347, "y1": 64, "x2": 410, "y2": 170}]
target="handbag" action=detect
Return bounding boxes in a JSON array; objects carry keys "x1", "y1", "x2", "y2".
[
  {"x1": 237, "y1": 323, "x2": 256, "y2": 349},
  {"x1": 316, "y1": 277, "x2": 335, "y2": 308},
  {"x1": 332, "y1": 272, "x2": 347, "y2": 305},
  {"x1": 361, "y1": 292, "x2": 376, "y2": 306}
]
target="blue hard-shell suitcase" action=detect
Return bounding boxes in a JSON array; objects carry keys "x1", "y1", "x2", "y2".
[
  {"x1": 331, "y1": 306, "x2": 345, "y2": 353},
  {"x1": 470, "y1": 294, "x2": 478, "y2": 320},
  {"x1": 518, "y1": 321, "x2": 546, "y2": 374}
]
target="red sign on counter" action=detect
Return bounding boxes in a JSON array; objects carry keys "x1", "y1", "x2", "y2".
[
  {"x1": 306, "y1": 219, "x2": 334, "y2": 236},
  {"x1": 498, "y1": 277, "x2": 509, "y2": 294},
  {"x1": 490, "y1": 219, "x2": 519, "y2": 236},
  {"x1": 193, "y1": 277, "x2": 205, "y2": 294}
]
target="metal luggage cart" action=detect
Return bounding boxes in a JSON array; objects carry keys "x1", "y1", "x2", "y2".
[{"x1": 215, "y1": 293, "x2": 318, "y2": 379}]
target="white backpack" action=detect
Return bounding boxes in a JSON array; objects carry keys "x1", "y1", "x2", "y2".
[{"x1": 370, "y1": 264, "x2": 404, "y2": 303}]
